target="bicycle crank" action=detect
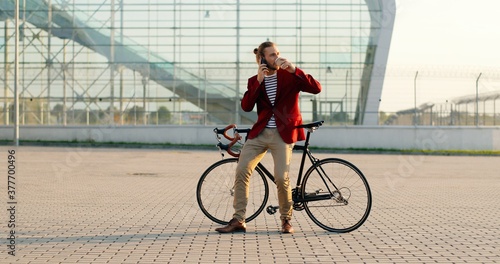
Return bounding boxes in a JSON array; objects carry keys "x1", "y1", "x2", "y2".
[{"x1": 293, "y1": 202, "x2": 305, "y2": 211}]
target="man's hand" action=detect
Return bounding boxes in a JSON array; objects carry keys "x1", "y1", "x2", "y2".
[
  {"x1": 276, "y1": 57, "x2": 296, "y2": 73},
  {"x1": 257, "y1": 63, "x2": 269, "y2": 84}
]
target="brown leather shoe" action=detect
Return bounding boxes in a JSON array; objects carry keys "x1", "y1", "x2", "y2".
[
  {"x1": 281, "y1": 219, "x2": 294, "y2": 234},
  {"x1": 215, "y1": 218, "x2": 246, "y2": 233}
]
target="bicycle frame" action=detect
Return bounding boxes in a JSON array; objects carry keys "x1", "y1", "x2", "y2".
[
  {"x1": 214, "y1": 121, "x2": 339, "y2": 205},
  {"x1": 253, "y1": 128, "x2": 338, "y2": 204}
]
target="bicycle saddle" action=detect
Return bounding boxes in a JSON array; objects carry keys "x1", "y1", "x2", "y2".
[{"x1": 296, "y1": 120, "x2": 324, "y2": 129}]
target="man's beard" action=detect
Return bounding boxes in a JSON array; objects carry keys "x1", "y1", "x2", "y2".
[{"x1": 267, "y1": 64, "x2": 278, "y2": 71}]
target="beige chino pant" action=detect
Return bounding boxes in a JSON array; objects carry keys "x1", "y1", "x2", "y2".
[{"x1": 233, "y1": 128, "x2": 294, "y2": 222}]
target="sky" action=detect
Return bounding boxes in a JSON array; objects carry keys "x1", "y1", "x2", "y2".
[{"x1": 380, "y1": 0, "x2": 500, "y2": 112}]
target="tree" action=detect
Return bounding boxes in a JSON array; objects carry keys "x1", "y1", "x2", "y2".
[
  {"x1": 125, "y1": 106, "x2": 146, "y2": 124},
  {"x1": 156, "y1": 106, "x2": 172, "y2": 124}
]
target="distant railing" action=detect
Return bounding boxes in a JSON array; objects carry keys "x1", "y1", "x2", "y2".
[{"x1": 2, "y1": 107, "x2": 498, "y2": 127}]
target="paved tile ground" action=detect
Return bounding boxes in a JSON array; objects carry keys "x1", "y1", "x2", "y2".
[{"x1": 0, "y1": 146, "x2": 498, "y2": 263}]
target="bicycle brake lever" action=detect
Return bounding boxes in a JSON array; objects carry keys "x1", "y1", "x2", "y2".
[{"x1": 216, "y1": 143, "x2": 225, "y2": 158}]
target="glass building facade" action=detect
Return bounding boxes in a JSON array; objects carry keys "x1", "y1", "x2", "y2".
[{"x1": 0, "y1": 0, "x2": 395, "y2": 126}]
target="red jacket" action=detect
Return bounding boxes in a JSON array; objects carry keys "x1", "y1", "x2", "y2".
[{"x1": 241, "y1": 67, "x2": 322, "y2": 144}]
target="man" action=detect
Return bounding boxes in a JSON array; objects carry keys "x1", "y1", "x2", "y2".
[{"x1": 215, "y1": 41, "x2": 322, "y2": 234}]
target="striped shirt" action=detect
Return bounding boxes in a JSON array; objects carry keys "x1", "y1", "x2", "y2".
[{"x1": 264, "y1": 73, "x2": 278, "y2": 128}]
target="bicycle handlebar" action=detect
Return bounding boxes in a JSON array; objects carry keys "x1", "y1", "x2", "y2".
[
  {"x1": 214, "y1": 124, "x2": 248, "y2": 157},
  {"x1": 213, "y1": 125, "x2": 251, "y2": 141}
]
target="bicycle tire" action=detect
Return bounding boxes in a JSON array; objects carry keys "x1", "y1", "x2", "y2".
[
  {"x1": 196, "y1": 158, "x2": 269, "y2": 225},
  {"x1": 302, "y1": 158, "x2": 372, "y2": 233}
]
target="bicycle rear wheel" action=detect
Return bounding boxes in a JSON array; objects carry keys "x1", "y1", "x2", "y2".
[
  {"x1": 302, "y1": 158, "x2": 372, "y2": 232},
  {"x1": 196, "y1": 158, "x2": 269, "y2": 225}
]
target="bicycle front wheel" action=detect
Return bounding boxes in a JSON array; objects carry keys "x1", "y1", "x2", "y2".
[
  {"x1": 196, "y1": 158, "x2": 269, "y2": 225},
  {"x1": 302, "y1": 158, "x2": 372, "y2": 233}
]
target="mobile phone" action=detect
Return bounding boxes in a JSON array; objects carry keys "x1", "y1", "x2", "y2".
[{"x1": 260, "y1": 57, "x2": 268, "y2": 66}]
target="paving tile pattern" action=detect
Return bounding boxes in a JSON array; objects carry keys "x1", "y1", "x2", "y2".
[{"x1": 0, "y1": 147, "x2": 498, "y2": 263}]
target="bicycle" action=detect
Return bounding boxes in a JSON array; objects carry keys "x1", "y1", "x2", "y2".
[{"x1": 196, "y1": 121, "x2": 372, "y2": 233}]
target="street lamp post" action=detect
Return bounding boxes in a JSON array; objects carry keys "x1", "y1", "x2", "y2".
[
  {"x1": 14, "y1": 0, "x2": 20, "y2": 146},
  {"x1": 413, "y1": 71, "x2": 418, "y2": 126},
  {"x1": 142, "y1": 76, "x2": 148, "y2": 125},
  {"x1": 475, "y1": 72, "x2": 482, "y2": 126}
]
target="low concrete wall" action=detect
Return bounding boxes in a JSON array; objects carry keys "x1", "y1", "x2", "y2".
[
  {"x1": 1, "y1": 125, "x2": 499, "y2": 150},
  {"x1": 311, "y1": 126, "x2": 500, "y2": 151}
]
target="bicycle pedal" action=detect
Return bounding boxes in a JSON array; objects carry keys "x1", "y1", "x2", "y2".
[{"x1": 266, "y1": 205, "x2": 278, "y2": 215}]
